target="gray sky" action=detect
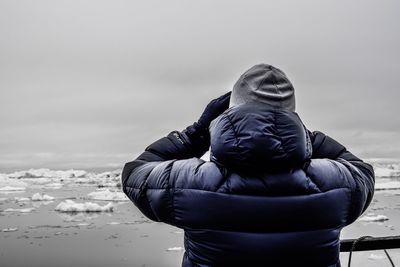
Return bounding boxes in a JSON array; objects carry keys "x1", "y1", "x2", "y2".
[{"x1": 0, "y1": 0, "x2": 399, "y2": 172}]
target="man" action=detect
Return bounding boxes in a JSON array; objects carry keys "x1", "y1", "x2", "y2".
[{"x1": 122, "y1": 64, "x2": 375, "y2": 267}]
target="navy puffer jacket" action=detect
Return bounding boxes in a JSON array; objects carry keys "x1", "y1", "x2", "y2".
[{"x1": 122, "y1": 103, "x2": 375, "y2": 267}]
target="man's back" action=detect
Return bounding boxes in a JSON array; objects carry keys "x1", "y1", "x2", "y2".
[{"x1": 122, "y1": 103, "x2": 374, "y2": 267}]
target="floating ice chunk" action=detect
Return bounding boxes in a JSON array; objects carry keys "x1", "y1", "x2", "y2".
[
  {"x1": 0, "y1": 175, "x2": 28, "y2": 193},
  {"x1": 375, "y1": 181, "x2": 400, "y2": 191},
  {"x1": 96, "y1": 170, "x2": 121, "y2": 179},
  {"x1": 76, "y1": 223, "x2": 91, "y2": 226},
  {"x1": 106, "y1": 222, "x2": 120, "y2": 225},
  {"x1": 70, "y1": 177, "x2": 96, "y2": 185},
  {"x1": 0, "y1": 174, "x2": 9, "y2": 184},
  {"x1": 57, "y1": 212, "x2": 99, "y2": 222},
  {"x1": 8, "y1": 168, "x2": 87, "y2": 179},
  {"x1": 0, "y1": 186, "x2": 26, "y2": 192},
  {"x1": 368, "y1": 253, "x2": 386, "y2": 260},
  {"x1": 56, "y1": 169, "x2": 87, "y2": 179},
  {"x1": 14, "y1": 197, "x2": 30, "y2": 202},
  {"x1": 2, "y1": 227, "x2": 18, "y2": 232},
  {"x1": 87, "y1": 189, "x2": 128, "y2": 201},
  {"x1": 3, "y1": 208, "x2": 35, "y2": 213},
  {"x1": 97, "y1": 182, "x2": 121, "y2": 188},
  {"x1": 166, "y1": 247, "x2": 184, "y2": 252},
  {"x1": 373, "y1": 163, "x2": 400, "y2": 178},
  {"x1": 55, "y1": 200, "x2": 114, "y2": 213},
  {"x1": 89, "y1": 170, "x2": 122, "y2": 188},
  {"x1": 31, "y1": 193, "x2": 55, "y2": 201},
  {"x1": 374, "y1": 168, "x2": 398, "y2": 177},
  {"x1": 358, "y1": 214, "x2": 389, "y2": 222}
]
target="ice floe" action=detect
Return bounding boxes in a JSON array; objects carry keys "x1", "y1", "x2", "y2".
[
  {"x1": 166, "y1": 247, "x2": 184, "y2": 252},
  {"x1": 55, "y1": 200, "x2": 114, "y2": 213},
  {"x1": 95, "y1": 171, "x2": 120, "y2": 179},
  {"x1": 106, "y1": 222, "x2": 121, "y2": 225},
  {"x1": 14, "y1": 197, "x2": 30, "y2": 202},
  {"x1": 1, "y1": 169, "x2": 122, "y2": 189},
  {"x1": 8, "y1": 168, "x2": 87, "y2": 179},
  {"x1": 31, "y1": 193, "x2": 55, "y2": 201},
  {"x1": 372, "y1": 163, "x2": 400, "y2": 178},
  {"x1": 368, "y1": 253, "x2": 386, "y2": 260},
  {"x1": 0, "y1": 186, "x2": 26, "y2": 192},
  {"x1": 358, "y1": 213, "x2": 389, "y2": 222},
  {"x1": 56, "y1": 212, "x2": 99, "y2": 222},
  {"x1": 2, "y1": 168, "x2": 124, "y2": 189},
  {"x1": 375, "y1": 180, "x2": 400, "y2": 191},
  {"x1": 76, "y1": 222, "x2": 91, "y2": 227},
  {"x1": 87, "y1": 189, "x2": 128, "y2": 201},
  {"x1": 0, "y1": 176, "x2": 28, "y2": 192},
  {"x1": 2, "y1": 227, "x2": 18, "y2": 232},
  {"x1": 3, "y1": 207, "x2": 35, "y2": 213},
  {"x1": 0, "y1": 174, "x2": 28, "y2": 193}
]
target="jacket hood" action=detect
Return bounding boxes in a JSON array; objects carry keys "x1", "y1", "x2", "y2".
[{"x1": 209, "y1": 102, "x2": 312, "y2": 173}]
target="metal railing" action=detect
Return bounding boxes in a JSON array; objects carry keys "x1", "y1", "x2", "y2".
[{"x1": 340, "y1": 236, "x2": 400, "y2": 267}]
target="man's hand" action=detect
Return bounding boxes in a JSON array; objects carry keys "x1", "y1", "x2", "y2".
[
  {"x1": 180, "y1": 91, "x2": 231, "y2": 157},
  {"x1": 198, "y1": 91, "x2": 231, "y2": 129}
]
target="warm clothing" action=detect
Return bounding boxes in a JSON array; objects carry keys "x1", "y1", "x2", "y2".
[
  {"x1": 229, "y1": 64, "x2": 296, "y2": 111},
  {"x1": 210, "y1": 102, "x2": 311, "y2": 173},
  {"x1": 122, "y1": 103, "x2": 374, "y2": 267}
]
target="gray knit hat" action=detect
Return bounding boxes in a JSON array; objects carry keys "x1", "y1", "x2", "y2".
[{"x1": 229, "y1": 64, "x2": 296, "y2": 111}]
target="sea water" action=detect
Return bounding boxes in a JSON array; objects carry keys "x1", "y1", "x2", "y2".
[{"x1": 0, "y1": 164, "x2": 399, "y2": 267}]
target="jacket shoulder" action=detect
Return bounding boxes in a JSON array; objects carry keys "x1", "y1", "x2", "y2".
[
  {"x1": 305, "y1": 158, "x2": 356, "y2": 192},
  {"x1": 169, "y1": 158, "x2": 227, "y2": 191},
  {"x1": 123, "y1": 157, "x2": 226, "y2": 225}
]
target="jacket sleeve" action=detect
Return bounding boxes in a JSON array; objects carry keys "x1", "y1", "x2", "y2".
[
  {"x1": 309, "y1": 131, "x2": 375, "y2": 224},
  {"x1": 121, "y1": 123, "x2": 211, "y2": 223}
]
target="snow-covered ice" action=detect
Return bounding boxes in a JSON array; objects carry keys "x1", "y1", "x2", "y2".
[
  {"x1": 107, "y1": 222, "x2": 121, "y2": 225},
  {"x1": 95, "y1": 170, "x2": 121, "y2": 179},
  {"x1": 31, "y1": 193, "x2": 55, "y2": 201},
  {"x1": 358, "y1": 213, "x2": 389, "y2": 222},
  {"x1": 166, "y1": 247, "x2": 184, "y2": 252},
  {"x1": 0, "y1": 176, "x2": 27, "y2": 192},
  {"x1": 87, "y1": 189, "x2": 128, "y2": 201},
  {"x1": 2, "y1": 227, "x2": 18, "y2": 232},
  {"x1": 368, "y1": 253, "x2": 386, "y2": 260},
  {"x1": 14, "y1": 197, "x2": 30, "y2": 202},
  {"x1": 0, "y1": 186, "x2": 26, "y2": 192},
  {"x1": 76, "y1": 223, "x2": 91, "y2": 226},
  {"x1": 0, "y1": 175, "x2": 28, "y2": 193},
  {"x1": 3, "y1": 208, "x2": 35, "y2": 213},
  {"x1": 56, "y1": 212, "x2": 99, "y2": 222},
  {"x1": 371, "y1": 162, "x2": 400, "y2": 177},
  {"x1": 375, "y1": 180, "x2": 400, "y2": 191},
  {"x1": 8, "y1": 168, "x2": 87, "y2": 179},
  {"x1": 1, "y1": 168, "x2": 124, "y2": 189},
  {"x1": 55, "y1": 200, "x2": 114, "y2": 213}
]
